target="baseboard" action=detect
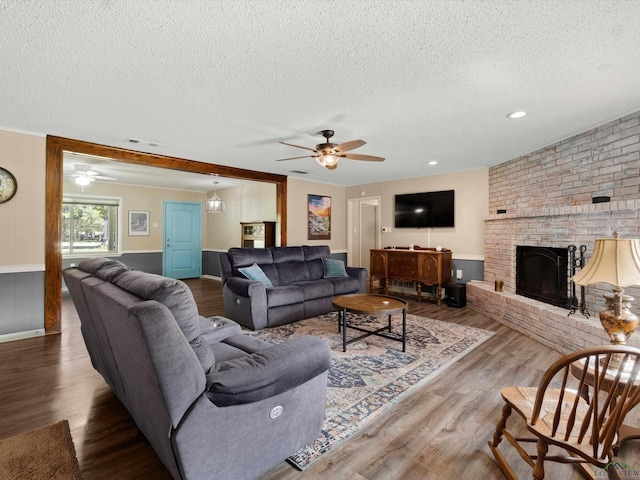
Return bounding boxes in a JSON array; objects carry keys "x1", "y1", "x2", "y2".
[
  {"x1": 202, "y1": 274, "x2": 222, "y2": 281},
  {"x1": 0, "y1": 329, "x2": 45, "y2": 344}
]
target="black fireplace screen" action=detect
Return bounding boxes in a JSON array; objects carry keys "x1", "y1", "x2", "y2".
[{"x1": 516, "y1": 246, "x2": 569, "y2": 308}]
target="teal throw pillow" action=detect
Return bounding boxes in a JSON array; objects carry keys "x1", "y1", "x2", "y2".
[
  {"x1": 322, "y1": 257, "x2": 348, "y2": 278},
  {"x1": 238, "y1": 263, "x2": 273, "y2": 287}
]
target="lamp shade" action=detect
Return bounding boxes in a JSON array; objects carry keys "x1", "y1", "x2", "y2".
[{"x1": 572, "y1": 234, "x2": 640, "y2": 287}]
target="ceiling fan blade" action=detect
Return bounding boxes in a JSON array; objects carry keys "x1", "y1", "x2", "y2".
[
  {"x1": 334, "y1": 139, "x2": 366, "y2": 153},
  {"x1": 279, "y1": 141, "x2": 317, "y2": 153},
  {"x1": 276, "y1": 155, "x2": 317, "y2": 162},
  {"x1": 342, "y1": 153, "x2": 385, "y2": 162}
]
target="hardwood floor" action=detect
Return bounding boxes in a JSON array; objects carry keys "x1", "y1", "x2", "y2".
[{"x1": 1, "y1": 278, "x2": 638, "y2": 479}]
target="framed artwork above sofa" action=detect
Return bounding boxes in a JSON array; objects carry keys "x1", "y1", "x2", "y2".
[{"x1": 308, "y1": 194, "x2": 331, "y2": 240}]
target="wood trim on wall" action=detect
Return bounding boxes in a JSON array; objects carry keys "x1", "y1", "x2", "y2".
[{"x1": 45, "y1": 136, "x2": 288, "y2": 334}]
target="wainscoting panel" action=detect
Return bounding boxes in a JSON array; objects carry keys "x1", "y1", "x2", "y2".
[
  {"x1": 203, "y1": 250, "x2": 223, "y2": 278},
  {"x1": 0, "y1": 271, "x2": 45, "y2": 336},
  {"x1": 450, "y1": 258, "x2": 484, "y2": 284},
  {"x1": 62, "y1": 252, "x2": 163, "y2": 277}
]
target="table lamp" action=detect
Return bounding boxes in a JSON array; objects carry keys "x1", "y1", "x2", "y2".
[{"x1": 572, "y1": 232, "x2": 640, "y2": 370}]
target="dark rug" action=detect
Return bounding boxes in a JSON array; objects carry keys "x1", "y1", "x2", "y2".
[
  {"x1": 0, "y1": 420, "x2": 82, "y2": 479},
  {"x1": 253, "y1": 312, "x2": 495, "y2": 470}
]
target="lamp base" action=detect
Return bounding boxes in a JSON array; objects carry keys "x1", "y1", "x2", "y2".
[{"x1": 600, "y1": 291, "x2": 638, "y2": 372}]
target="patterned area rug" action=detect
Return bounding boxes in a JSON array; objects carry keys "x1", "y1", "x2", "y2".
[{"x1": 253, "y1": 312, "x2": 495, "y2": 470}]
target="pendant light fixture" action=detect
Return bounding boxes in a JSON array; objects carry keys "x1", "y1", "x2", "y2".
[{"x1": 205, "y1": 179, "x2": 225, "y2": 213}]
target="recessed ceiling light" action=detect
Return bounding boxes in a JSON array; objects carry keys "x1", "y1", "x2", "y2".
[
  {"x1": 507, "y1": 111, "x2": 527, "y2": 119},
  {"x1": 428, "y1": 161, "x2": 438, "y2": 166}
]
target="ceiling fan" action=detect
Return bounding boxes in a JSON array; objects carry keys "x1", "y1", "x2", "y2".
[
  {"x1": 66, "y1": 164, "x2": 116, "y2": 190},
  {"x1": 276, "y1": 130, "x2": 385, "y2": 170}
]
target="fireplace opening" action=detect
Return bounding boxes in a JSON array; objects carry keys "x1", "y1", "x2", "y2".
[{"x1": 516, "y1": 246, "x2": 569, "y2": 308}]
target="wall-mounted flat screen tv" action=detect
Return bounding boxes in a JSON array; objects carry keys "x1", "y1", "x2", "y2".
[{"x1": 394, "y1": 190, "x2": 455, "y2": 228}]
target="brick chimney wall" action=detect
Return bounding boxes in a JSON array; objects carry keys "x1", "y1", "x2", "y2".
[
  {"x1": 468, "y1": 110, "x2": 640, "y2": 353},
  {"x1": 490, "y1": 111, "x2": 640, "y2": 213}
]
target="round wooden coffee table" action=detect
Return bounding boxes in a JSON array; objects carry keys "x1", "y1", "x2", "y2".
[{"x1": 332, "y1": 293, "x2": 409, "y2": 352}]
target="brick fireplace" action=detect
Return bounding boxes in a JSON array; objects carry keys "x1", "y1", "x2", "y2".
[
  {"x1": 469, "y1": 199, "x2": 640, "y2": 352},
  {"x1": 466, "y1": 110, "x2": 640, "y2": 354}
]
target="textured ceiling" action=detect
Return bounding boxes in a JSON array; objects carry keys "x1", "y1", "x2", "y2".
[{"x1": 2, "y1": 0, "x2": 640, "y2": 187}]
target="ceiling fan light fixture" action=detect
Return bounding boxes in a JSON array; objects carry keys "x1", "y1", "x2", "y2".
[
  {"x1": 317, "y1": 154, "x2": 339, "y2": 169},
  {"x1": 75, "y1": 175, "x2": 93, "y2": 186},
  {"x1": 277, "y1": 130, "x2": 383, "y2": 170}
]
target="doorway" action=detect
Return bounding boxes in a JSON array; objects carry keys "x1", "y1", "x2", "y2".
[
  {"x1": 347, "y1": 196, "x2": 381, "y2": 272},
  {"x1": 46, "y1": 136, "x2": 288, "y2": 333}
]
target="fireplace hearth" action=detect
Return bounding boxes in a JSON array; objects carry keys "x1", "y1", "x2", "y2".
[{"x1": 516, "y1": 246, "x2": 569, "y2": 308}]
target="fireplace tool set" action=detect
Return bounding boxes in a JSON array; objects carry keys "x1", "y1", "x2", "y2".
[{"x1": 568, "y1": 244, "x2": 589, "y2": 317}]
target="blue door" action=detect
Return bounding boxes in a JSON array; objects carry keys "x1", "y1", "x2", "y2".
[{"x1": 163, "y1": 201, "x2": 202, "y2": 279}]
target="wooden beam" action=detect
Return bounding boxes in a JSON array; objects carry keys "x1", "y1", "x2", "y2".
[{"x1": 44, "y1": 136, "x2": 288, "y2": 334}]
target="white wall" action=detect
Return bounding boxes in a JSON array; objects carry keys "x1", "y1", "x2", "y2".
[
  {"x1": 286, "y1": 177, "x2": 347, "y2": 251},
  {"x1": 346, "y1": 169, "x2": 488, "y2": 259},
  {"x1": 206, "y1": 181, "x2": 277, "y2": 250},
  {"x1": 0, "y1": 130, "x2": 46, "y2": 268},
  {"x1": 64, "y1": 179, "x2": 207, "y2": 253}
]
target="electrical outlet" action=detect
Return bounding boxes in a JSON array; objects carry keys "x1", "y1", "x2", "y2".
[{"x1": 456, "y1": 270, "x2": 463, "y2": 280}]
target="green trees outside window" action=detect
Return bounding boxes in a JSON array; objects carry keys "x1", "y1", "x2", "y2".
[{"x1": 62, "y1": 198, "x2": 119, "y2": 255}]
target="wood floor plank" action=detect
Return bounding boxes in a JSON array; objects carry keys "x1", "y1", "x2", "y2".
[{"x1": 0, "y1": 277, "x2": 637, "y2": 479}]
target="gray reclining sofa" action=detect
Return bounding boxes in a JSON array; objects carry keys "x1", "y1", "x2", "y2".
[
  {"x1": 63, "y1": 258, "x2": 331, "y2": 480},
  {"x1": 220, "y1": 245, "x2": 367, "y2": 330}
]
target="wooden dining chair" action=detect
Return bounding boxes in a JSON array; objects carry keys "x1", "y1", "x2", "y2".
[{"x1": 488, "y1": 345, "x2": 640, "y2": 480}]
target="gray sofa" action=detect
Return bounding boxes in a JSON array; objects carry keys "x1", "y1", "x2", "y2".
[
  {"x1": 63, "y1": 258, "x2": 331, "y2": 480},
  {"x1": 220, "y1": 245, "x2": 367, "y2": 330}
]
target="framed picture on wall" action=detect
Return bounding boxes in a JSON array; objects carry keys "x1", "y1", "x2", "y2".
[
  {"x1": 308, "y1": 194, "x2": 331, "y2": 240},
  {"x1": 128, "y1": 210, "x2": 149, "y2": 236}
]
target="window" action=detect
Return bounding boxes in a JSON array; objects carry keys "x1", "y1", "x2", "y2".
[{"x1": 62, "y1": 196, "x2": 120, "y2": 255}]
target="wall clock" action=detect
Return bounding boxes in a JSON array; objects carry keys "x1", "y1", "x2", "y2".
[{"x1": 0, "y1": 167, "x2": 17, "y2": 203}]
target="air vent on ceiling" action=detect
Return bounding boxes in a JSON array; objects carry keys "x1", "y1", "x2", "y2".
[{"x1": 126, "y1": 138, "x2": 161, "y2": 147}]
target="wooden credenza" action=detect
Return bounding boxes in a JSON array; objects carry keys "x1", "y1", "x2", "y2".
[{"x1": 370, "y1": 248, "x2": 453, "y2": 305}]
